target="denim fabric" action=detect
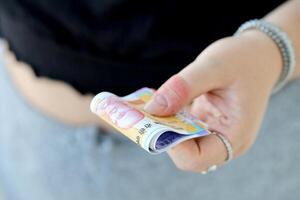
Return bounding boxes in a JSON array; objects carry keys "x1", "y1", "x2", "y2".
[{"x1": 0, "y1": 40, "x2": 300, "y2": 200}]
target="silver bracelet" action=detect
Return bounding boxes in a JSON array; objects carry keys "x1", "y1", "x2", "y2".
[{"x1": 234, "y1": 19, "x2": 296, "y2": 94}]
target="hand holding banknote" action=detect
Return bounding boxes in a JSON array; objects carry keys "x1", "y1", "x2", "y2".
[
  {"x1": 143, "y1": 31, "x2": 283, "y2": 172},
  {"x1": 90, "y1": 88, "x2": 210, "y2": 154}
]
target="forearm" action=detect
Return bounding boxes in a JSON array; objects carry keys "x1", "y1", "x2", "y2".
[{"x1": 264, "y1": 0, "x2": 300, "y2": 80}]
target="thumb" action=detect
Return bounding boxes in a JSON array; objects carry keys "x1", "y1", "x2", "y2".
[{"x1": 144, "y1": 61, "x2": 219, "y2": 116}]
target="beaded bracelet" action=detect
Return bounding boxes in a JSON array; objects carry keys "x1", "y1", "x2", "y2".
[{"x1": 235, "y1": 19, "x2": 296, "y2": 94}]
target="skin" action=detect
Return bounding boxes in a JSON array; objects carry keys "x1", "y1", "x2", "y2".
[{"x1": 144, "y1": 0, "x2": 300, "y2": 172}]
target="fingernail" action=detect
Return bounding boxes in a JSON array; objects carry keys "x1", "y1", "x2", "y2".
[{"x1": 144, "y1": 93, "x2": 167, "y2": 114}]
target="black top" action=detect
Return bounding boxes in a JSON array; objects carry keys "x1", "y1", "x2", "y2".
[{"x1": 0, "y1": 0, "x2": 285, "y2": 95}]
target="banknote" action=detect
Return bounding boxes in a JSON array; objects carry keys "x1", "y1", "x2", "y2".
[{"x1": 90, "y1": 87, "x2": 211, "y2": 154}]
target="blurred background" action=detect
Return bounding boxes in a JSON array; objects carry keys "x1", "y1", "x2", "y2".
[{"x1": 0, "y1": 0, "x2": 299, "y2": 200}]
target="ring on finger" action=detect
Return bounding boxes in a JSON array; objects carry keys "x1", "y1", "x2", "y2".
[{"x1": 201, "y1": 131, "x2": 234, "y2": 174}]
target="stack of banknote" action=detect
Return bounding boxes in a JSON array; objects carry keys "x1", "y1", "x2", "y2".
[{"x1": 90, "y1": 87, "x2": 210, "y2": 154}]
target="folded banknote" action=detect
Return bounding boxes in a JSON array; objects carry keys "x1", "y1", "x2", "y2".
[{"x1": 90, "y1": 87, "x2": 210, "y2": 154}]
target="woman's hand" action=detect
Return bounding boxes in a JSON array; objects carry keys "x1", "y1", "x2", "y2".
[{"x1": 144, "y1": 30, "x2": 283, "y2": 172}]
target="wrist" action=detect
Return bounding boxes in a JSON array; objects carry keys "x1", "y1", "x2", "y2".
[{"x1": 235, "y1": 30, "x2": 283, "y2": 92}]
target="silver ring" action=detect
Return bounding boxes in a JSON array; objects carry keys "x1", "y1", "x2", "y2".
[
  {"x1": 212, "y1": 131, "x2": 234, "y2": 162},
  {"x1": 201, "y1": 132, "x2": 234, "y2": 174}
]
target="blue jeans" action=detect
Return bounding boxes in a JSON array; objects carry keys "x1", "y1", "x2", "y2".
[{"x1": 0, "y1": 42, "x2": 300, "y2": 200}]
